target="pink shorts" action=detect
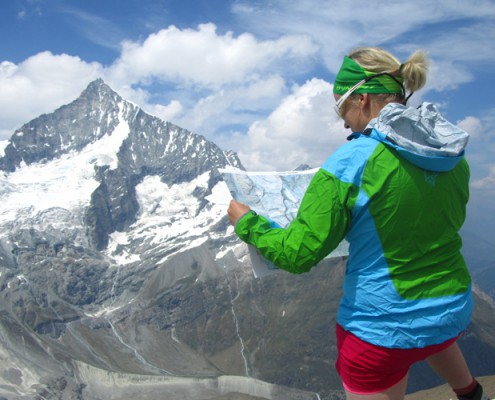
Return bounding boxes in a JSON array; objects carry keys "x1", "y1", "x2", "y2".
[{"x1": 335, "y1": 324, "x2": 459, "y2": 394}]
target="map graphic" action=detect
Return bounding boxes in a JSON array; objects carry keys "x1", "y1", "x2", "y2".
[{"x1": 219, "y1": 168, "x2": 349, "y2": 277}]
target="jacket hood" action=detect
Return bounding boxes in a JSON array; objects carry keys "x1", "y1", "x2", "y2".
[{"x1": 363, "y1": 102, "x2": 470, "y2": 172}]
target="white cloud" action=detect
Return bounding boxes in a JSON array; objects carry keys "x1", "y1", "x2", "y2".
[
  {"x1": 472, "y1": 165, "x2": 495, "y2": 191},
  {"x1": 458, "y1": 112, "x2": 495, "y2": 158},
  {"x1": 17, "y1": 9, "x2": 27, "y2": 19},
  {"x1": 173, "y1": 75, "x2": 287, "y2": 136},
  {"x1": 108, "y1": 23, "x2": 317, "y2": 88},
  {"x1": 426, "y1": 60, "x2": 474, "y2": 92},
  {"x1": 458, "y1": 112, "x2": 495, "y2": 192},
  {"x1": 232, "y1": 79, "x2": 348, "y2": 171},
  {"x1": 234, "y1": 0, "x2": 495, "y2": 85},
  {"x1": 147, "y1": 100, "x2": 184, "y2": 124},
  {"x1": 58, "y1": 7, "x2": 125, "y2": 51},
  {"x1": 457, "y1": 116, "x2": 483, "y2": 139},
  {"x1": 0, "y1": 52, "x2": 102, "y2": 138}
]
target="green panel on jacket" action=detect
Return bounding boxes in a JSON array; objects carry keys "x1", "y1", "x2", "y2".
[{"x1": 364, "y1": 144, "x2": 471, "y2": 299}]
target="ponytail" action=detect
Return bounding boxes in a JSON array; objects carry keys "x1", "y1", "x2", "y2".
[
  {"x1": 349, "y1": 47, "x2": 429, "y2": 96},
  {"x1": 400, "y1": 50, "x2": 429, "y2": 92}
]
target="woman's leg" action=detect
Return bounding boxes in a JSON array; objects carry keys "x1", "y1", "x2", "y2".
[
  {"x1": 426, "y1": 342, "x2": 473, "y2": 390},
  {"x1": 344, "y1": 374, "x2": 409, "y2": 400}
]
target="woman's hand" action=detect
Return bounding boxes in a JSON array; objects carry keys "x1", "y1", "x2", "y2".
[{"x1": 227, "y1": 200, "x2": 251, "y2": 226}]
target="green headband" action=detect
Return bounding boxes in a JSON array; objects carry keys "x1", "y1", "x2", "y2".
[{"x1": 333, "y1": 56, "x2": 404, "y2": 95}]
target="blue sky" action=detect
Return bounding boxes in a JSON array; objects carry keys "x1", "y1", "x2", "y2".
[{"x1": 1, "y1": 0, "x2": 495, "y2": 239}]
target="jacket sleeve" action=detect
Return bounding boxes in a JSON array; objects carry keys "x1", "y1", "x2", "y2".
[{"x1": 234, "y1": 168, "x2": 353, "y2": 274}]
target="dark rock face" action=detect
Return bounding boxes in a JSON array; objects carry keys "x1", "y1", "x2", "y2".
[{"x1": 0, "y1": 80, "x2": 493, "y2": 400}]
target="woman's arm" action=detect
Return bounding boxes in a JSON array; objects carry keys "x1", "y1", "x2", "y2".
[{"x1": 230, "y1": 169, "x2": 352, "y2": 273}]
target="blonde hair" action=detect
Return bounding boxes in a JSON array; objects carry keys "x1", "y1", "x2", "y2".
[{"x1": 349, "y1": 47, "x2": 429, "y2": 103}]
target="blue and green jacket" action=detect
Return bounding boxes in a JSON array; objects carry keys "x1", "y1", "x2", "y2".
[{"x1": 235, "y1": 102, "x2": 473, "y2": 349}]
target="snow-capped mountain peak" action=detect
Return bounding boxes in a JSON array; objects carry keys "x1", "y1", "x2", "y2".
[{"x1": 0, "y1": 79, "x2": 242, "y2": 253}]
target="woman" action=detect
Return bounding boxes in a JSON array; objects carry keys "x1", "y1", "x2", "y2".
[{"x1": 227, "y1": 47, "x2": 491, "y2": 400}]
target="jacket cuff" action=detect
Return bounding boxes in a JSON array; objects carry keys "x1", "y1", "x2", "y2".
[{"x1": 234, "y1": 210, "x2": 258, "y2": 240}]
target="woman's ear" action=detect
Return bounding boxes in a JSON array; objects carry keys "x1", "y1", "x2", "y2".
[
  {"x1": 358, "y1": 93, "x2": 378, "y2": 123},
  {"x1": 359, "y1": 93, "x2": 370, "y2": 107},
  {"x1": 358, "y1": 93, "x2": 372, "y2": 115}
]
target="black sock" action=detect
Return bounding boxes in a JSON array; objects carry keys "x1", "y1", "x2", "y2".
[{"x1": 457, "y1": 382, "x2": 483, "y2": 400}]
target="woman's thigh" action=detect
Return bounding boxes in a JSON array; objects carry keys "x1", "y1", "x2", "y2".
[{"x1": 344, "y1": 374, "x2": 408, "y2": 400}]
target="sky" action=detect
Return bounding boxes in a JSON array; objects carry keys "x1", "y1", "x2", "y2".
[{"x1": 1, "y1": 0, "x2": 495, "y2": 240}]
